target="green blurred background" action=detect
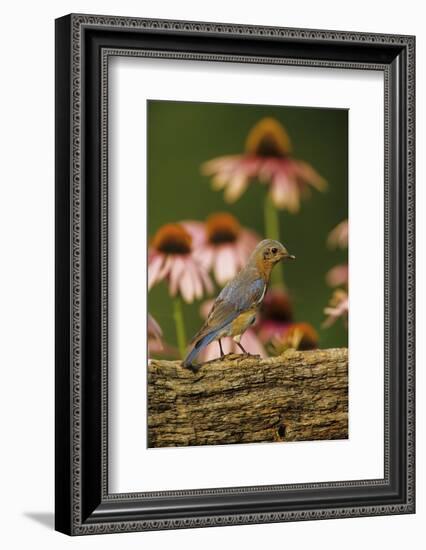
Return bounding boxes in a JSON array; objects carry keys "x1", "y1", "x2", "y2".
[{"x1": 148, "y1": 100, "x2": 348, "y2": 352}]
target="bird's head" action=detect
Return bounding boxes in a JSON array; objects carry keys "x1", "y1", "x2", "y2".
[{"x1": 251, "y1": 239, "x2": 295, "y2": 276}]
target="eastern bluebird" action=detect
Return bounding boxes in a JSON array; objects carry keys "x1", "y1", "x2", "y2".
[{"x1": 183, "y1": 239, "x2": 295, "y2": 370}]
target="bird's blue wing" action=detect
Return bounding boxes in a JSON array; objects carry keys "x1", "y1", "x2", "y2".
[
  {"x1": 190, "y1": 276, "x2": 265, "y2": 345},
  {"x1": 183, "y1": 275, "x2": 266, "y2": 368},
  {"x1": 219, "y1": 274, "x2": 265, "y2": 311}
]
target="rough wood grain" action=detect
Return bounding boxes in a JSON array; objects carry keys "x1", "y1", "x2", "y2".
[{"x1": 148, "y1": 348, "x2": 348, "y2": 447}]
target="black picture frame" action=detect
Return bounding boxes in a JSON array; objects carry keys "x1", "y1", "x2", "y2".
[{"x1": 55, "y1": 13, "x2": 415, "y2": 535}]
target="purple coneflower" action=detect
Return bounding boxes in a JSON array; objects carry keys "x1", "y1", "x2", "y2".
[
  {"x1": 256, "y1": 288, "x2": 293, "y2": 343},
  {"x1": 184, "y1": 213, "x2": 260, "y2": 286},
  {"x1": 202, "y1": 117, "x2": 327, "y2": 212},
  {"x1": 148, "y1": 223, "x2": 213, "y2": 358},
  {"x1": 272, "y1": 322, "x2": 319, "y2": 353},
  {"x1": 256, "y1": 288, "x2": 318, "y2": 352},
  {"x1": 148, "y1": 223, "x2": 213, "y2": 304}
]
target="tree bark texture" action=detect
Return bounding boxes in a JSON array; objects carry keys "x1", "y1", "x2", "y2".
[{"x1": 148, "y1": 348, "x2": 348, "y2": 448}]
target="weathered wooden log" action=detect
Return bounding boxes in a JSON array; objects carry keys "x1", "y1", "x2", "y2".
[{"x1": 148, "y1": 348, "x2": 348, "y2": 448}]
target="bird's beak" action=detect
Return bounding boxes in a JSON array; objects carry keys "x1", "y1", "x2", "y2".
[{"x1": 278, "y1": 251, "x2": 295, "y2": 261}]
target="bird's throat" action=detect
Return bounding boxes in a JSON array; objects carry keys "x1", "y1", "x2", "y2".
[{"x1": 255, "y1": 257, "x2": 274, "y2": 282}]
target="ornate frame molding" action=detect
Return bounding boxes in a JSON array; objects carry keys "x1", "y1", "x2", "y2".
[{"x1": 55, "y1": 14, "x2": 415, "y2": 535}]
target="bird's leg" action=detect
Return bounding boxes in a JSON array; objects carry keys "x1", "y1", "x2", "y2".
[
  {"x1": 236, "y1": 341, "x2": 248, "y2": 354},
  {"x1": 218, "y1": 338, "x2": 225, "y2": 358}
]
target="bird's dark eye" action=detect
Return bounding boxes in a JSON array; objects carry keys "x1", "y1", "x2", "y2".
[{"x1": 271, "y1": 247, "x2": 278, "y2": 254}]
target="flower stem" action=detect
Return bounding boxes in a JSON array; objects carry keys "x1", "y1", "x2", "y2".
[
  {"x1": 264, "y1": 194, "x2": 285, "y2": 287},
  {"x1": 173, "y1": 296, "x2": 187, "y2": 359}
]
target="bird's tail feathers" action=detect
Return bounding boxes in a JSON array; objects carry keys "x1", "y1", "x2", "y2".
[{"x1": 182, "y1": 330, "x2": 219, "y2": 369}]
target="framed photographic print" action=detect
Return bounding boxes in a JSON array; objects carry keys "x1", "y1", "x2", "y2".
[{"x1": 55, "y1": 14, "x2": 415, "y2": 535}]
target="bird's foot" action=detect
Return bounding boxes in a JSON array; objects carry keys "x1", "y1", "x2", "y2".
[
  {"x1": 220, "y1": 353, "x2": 240, "y2": 361},
  {"x1": 181, "y1": 361, "x2": 202, "y2": 373}
]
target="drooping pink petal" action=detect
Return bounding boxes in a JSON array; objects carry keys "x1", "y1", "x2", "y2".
[
  {"x1": 211, "y1": 173, "x2": 231, "y2": 190},
  {"x1": 323, "y1": 291, "x2": 349, "y2": 328},
  {"x1": 327, "y1": 219, "x2": 349, "y2": 249},
  {"x1": 258, "y1": 157, "x2": 286, "y2": 183},
  {"x1": 188, "y1": 260, "x2": 203, "y2": 300},
  {"x1": 169, "y1": 256, "x2": 186, "y2": 296},
  {"x1": 270, "y1": 175, "x2": 300, "y2": 212},
  {"x1": 148, "y1": 313, "x2": 163, "y2": 339},
  {"x1": 198, "y1": 265, "x2": 214, "y2": 295},
  {"x1": 294, "y1": 160, "x2": 327, "y2": 191},
  {"x1": 179, "y1": 266, "x2": 195, "y2": 303},
  {"x1": 326, "y1": 264, "x2": 349, "y2": 287},
  {"x1": 181, "y1": 221, "x2": 207, "y2": 248},
  {"x1": 201, "y1": 155, "x2": 241, "y2": 175},
  {"x1": 214, "y1": 245, "x2": 238, "y2": 285},
  {"x1": 148, "y1": 313, "x2": 165, "y2": 355},
  {"x1": 233, "y1": 240, "x2": 248, "y2": 270},
  {"x1": 157, "y1": 254, "x2": 173, "y2": 281},
  {"x1": 239, "y1": 228, "x2": 260, "y2": 255},
  {"x1": 194, "y1": 246, "x2": 215, "y2": 271},
  {"x1": 148, "y1": 254, "x2": 164, "y2": 290},
  {"x1": 224, "y1": 173, "x2": 249, "y2": 203}
]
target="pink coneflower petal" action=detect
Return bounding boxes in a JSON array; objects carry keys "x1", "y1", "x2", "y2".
[
  {"x1": 188, "y1": 260, "x2": 204, "y2": 300},
  {"x1": 211, "y1": 174, "x2": 230, "y2": 190},
  {"x1": 178, "y1": 266, "x2": 194, "y2": 303},
  {"x1": 326, "y1": 264, "x2": 349, "y2": 287},
  {"x1": 195, "y1": 247, "x2": 215, "y2": 271},
  {"x1": 198, "y1": 268, "x2": 214, "y2": 295},
  {"x1": 294, "y1": 160, "x2": 327, "y2": 191},
  {"x1": 169, "y1": 256, "x2": 186, "y2": 296},
  {"x1": 148, "y1": 313, "x2": 163, "y2": 345},
  {"x1": 270, "y1": 176, "x2": 299, "y2": 212},
  {"x1": 323, "y1": 290, "x2": 349, "y2": 328},
  {"x1": 327, "y1": 219, "x2": 349, "y2": 249},
  {"x1": 181, "y1": 221, "x2": 206, "y2": 247},
  {"x1": 224, "y1": 173, "x2": 249, "y2": 203},
  {"x1": 202, "y1": 155, "x2": 239, "y2": 175},
  {"x1": 214, "y1": 245, "x2": 237, "y2": 285},
  {"x1": 148, "y1": 313, "x2": 177, "y2": 358},
  {"x1": 234, "y1": 239, "x2": 250, "y2": 267},
  {"x1": 149, "y1": 223, "x2": 213, "y2": 303},
  {"x1": 148, "y1": 254, "x2": 164, "y2": 290},
  {"x1": 157, "y1": 254, "x2": 173, "y2": 280},
  {"x1": 179, "y1": 264, "x2": 194, "y2": 304}
]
